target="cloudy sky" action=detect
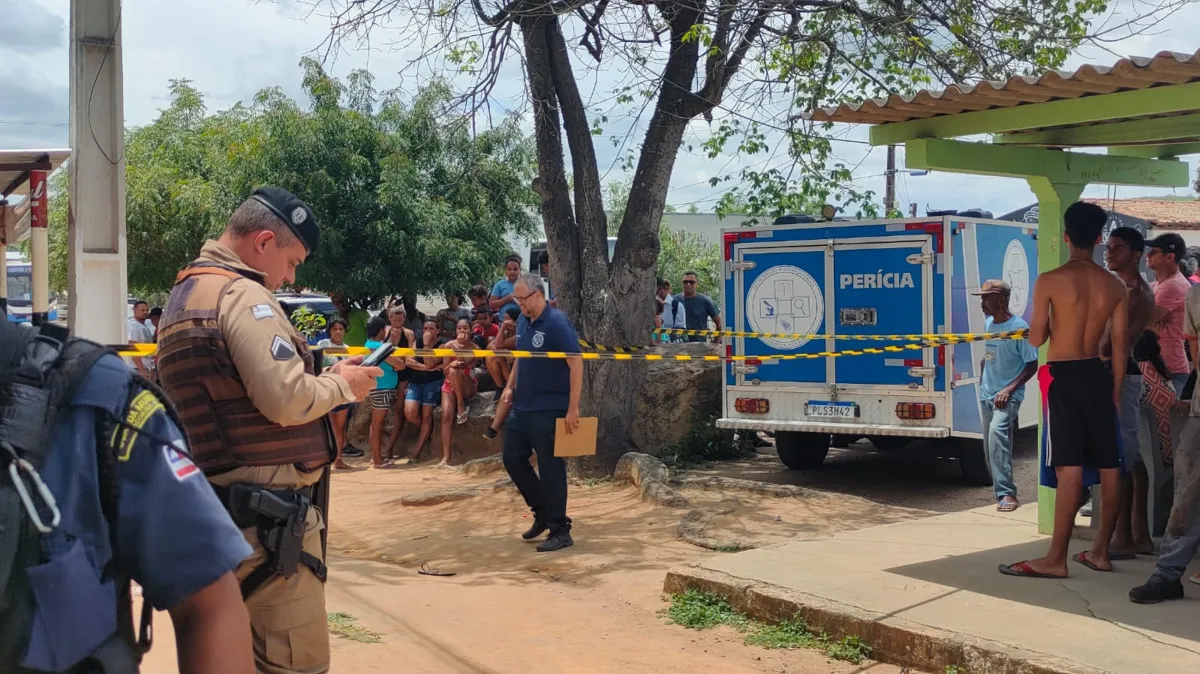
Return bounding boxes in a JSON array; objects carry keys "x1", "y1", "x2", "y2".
[{"x1": 3, "y1": 0, "x2": 1198, "y2": 217}]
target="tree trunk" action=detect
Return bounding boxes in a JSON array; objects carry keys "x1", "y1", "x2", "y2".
[{"x1": 517, "y1": 5, "x2": 712, "y2": 476}]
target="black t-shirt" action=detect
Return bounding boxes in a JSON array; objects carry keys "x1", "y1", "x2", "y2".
[{"x1": 409, "y1": 338, "x2": 445, "y2": 385}]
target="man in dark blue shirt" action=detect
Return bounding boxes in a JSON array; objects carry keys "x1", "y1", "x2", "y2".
[
  {"x1": 673, "y1": 271, "x2": 722, "y2": 343},
  {"x1": 499, "y1": 273, "x2": 583, "y2": 552}
]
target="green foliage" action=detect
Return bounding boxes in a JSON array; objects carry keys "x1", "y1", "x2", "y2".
[
  {"x1": 657, "y1": 223, "x2": 721, "y2": 301},
  {"x1": 605, "y1": 178, "x2": 632, "y2": 235},
  {"x1": 663, "y1": 589, "x2": 748, "y2": 630},
  {"x1": 327, "y1": 612, "x2": 382, "y2": 644},
  {"x1": 660, "y1": 413, "x2": 757, "y2": 470},
  {"x1": 289, "y1": 305, "x2": 328, "y2": 339},
  {"x1": 946, "y1": 666, "x2": 963, "y2": 674},
  {"x1": 664, "y1": 591, "x2": 873, "y2": 663},
  {"x1": 116, "y1": 61, "x2": 536, "y2": 302}
]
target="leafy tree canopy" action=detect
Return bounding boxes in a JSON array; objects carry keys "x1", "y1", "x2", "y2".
[{"x1": 115, "y1": 58, "x2": 537, "y2": 305}]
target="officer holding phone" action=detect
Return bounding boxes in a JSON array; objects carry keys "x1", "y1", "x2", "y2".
[{"x1": 156, "y1": 188, "x2": 381, "y2": 673}]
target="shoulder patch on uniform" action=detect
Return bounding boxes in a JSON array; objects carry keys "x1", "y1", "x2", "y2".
[
  {"x1": 251, "y1": 304, "x2": 275, "y2": 320},
  {"x1": 111, "y1": 389, "x2": 165, "y2": 462},
  {"x1": 163, "y1": 440, "x2": 200, "y2": 482},
  {"x1": 271, "y1": 335, "x2": 296, "y2": 361}
]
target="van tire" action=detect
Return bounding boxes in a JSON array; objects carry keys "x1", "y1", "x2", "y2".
[
  {"x1": 776, "y1": 432, "x2": 830, "y2": 470},
  {"x1": 868, "y1": 436, "x2": 909, "y2": 452},
  {"x1": 957, "y1": 439, "x2": 993, "y2": 486}
]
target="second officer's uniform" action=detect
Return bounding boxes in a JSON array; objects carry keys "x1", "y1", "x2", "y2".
[{"x1": 156, "y1": 188, "x2": 355, "y2": 674}]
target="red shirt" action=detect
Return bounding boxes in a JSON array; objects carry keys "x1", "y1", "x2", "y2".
[
  {"x1": 1151, "y1": 271, "x2": 1191, "y2": 375},
  {"x1": 474, "y1": 323, "x2": 499, "y2": 340}
]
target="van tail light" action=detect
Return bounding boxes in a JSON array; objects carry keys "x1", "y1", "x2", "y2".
[
  {"x1": 735, "y1": 398, "x2": 770, "y2": 414},
  {"x1": 896, "y1": 402, "x2": 936, "y2": 420}
]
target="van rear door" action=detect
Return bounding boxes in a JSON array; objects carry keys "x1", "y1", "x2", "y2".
[{"x1": 831, "y1": 236, "x2": 935, "y2": 391}]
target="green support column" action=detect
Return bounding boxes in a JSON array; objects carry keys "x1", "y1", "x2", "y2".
[{"x1": 1026, "y1": 177, "x2": 1086, "y2": 535}]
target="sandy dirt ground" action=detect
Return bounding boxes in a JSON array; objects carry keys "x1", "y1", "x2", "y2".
[{"x1": 140, "y1": 459, "x2": 931, "y2": 673}]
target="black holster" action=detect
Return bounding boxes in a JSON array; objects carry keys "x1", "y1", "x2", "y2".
[{"x1": 212, "y1": 483, "x2": 327, "y2": 600}]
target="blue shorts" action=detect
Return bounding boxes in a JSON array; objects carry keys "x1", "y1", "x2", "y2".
[{"x1": 405, "y1": 380, "x2": 442, "y2": 406}]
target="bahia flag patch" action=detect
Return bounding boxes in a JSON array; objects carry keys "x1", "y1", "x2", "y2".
[{"x1": 163, "y1": 440, "x2": 200, "y2": 482}]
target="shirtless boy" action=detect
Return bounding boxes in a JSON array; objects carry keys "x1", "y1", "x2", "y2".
[
  {"x1": 1101, "y1": 227, "x2": 1157, "y2": 559},
  {"x1": 1000, "y1": 201, "x2": 1128, "y2": 578}
]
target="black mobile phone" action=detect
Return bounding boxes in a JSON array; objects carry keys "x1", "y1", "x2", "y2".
[{"x1": 361, "y1": 342, "x2": 395, "y2": 368}]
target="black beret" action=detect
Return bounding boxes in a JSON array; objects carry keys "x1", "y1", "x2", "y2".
[{"x1": 250, "y1": 186, "x2": 319, "y2": 254}]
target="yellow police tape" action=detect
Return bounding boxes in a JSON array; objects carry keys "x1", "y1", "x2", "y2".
[
  {"x1": 112, "y1": 331, "x2": 1009, "y2": 363},
  {"x1": 650, "y1": 327, "x2": 1029, "y2": 342}
]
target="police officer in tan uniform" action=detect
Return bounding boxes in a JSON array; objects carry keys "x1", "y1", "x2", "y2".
[{"x1": 156, "y1": 187, "x2": 381, "y2": 674}]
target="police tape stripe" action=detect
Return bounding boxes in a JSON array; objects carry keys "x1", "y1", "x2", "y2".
[
  {"x1": 111, "y1": 340, "x2": 958, "y2": 363},
  {"x1": 577, "y1": 338, "x2": 645, "y2": 353},
  {"x1": 651, "y1": 327, "x2": 1029, "y2": 342}
]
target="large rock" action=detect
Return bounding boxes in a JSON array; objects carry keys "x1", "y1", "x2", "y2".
[
  {"x1": 629, "y1": 341, "x2": 722, "y2": 455},
  {"x1": 345, "y1": 388, "x2": 504, "y2": 465}
]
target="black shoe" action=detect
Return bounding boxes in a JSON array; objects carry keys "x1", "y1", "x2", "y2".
[
  {"x1": 1129, "y1": 577, "x2": 1184, "y2": 604},
  {"x1": 483, "y1": 427, "x2": 498, "y2": 440},
  {"x1": 536, "y1": 532, "x2": 574, "y2": 552},
  {"x1": 521, "y1": 520, "x2": 549, "y2": 540},
  {"x1": 341, "y1": 446, "x2": 365, "y2": 457}
]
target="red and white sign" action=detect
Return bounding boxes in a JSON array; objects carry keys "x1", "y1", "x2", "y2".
[{"x1": 29, "y1": 169, "x2": 48, "y2": 229}]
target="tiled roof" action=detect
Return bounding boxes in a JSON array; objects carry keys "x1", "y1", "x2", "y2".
[
  {"x1": 1083, "y1": 197, "x2": 1200, "y2": 229},
  {"x1": 808, "y1": 49, "x2": 1200, "y2": 127}
]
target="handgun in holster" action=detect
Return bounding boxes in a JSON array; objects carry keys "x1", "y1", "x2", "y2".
[{"x1": 220, "y1": 483, "x2": 327, "y2": 600}]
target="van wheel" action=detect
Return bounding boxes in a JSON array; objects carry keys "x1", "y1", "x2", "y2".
[
  {"x1": 957, "y1": 439, "x2": 993, "y2": 486},
  {"x1": 868, "y1": 436, "x2": 909, "y2": 452},
  {"x1": 775, "y1": 432, "x2": 830, "y2": 470}
]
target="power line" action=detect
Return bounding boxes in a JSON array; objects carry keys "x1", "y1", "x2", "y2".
[{"x1": 0, "y1": 119, "x2": 69, "y2": 128}]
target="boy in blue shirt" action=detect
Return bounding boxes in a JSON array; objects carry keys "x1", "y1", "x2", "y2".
[
  {"x1": 974, "y1": 279, "x2": 1039, "y2": 512},
  {"x1": 489, "y1": 255, "x2": 523, "y2": 318}
]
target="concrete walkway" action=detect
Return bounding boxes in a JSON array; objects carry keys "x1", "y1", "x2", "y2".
[{"x1": 664, "y1": 505, "x2": 1200, "y2": 674}]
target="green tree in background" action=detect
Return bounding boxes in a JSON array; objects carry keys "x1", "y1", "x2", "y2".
[{"x1": 112, "y1": 60, "x2": 537, "y2": 304}]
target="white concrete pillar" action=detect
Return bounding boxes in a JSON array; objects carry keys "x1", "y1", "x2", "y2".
[
  {"x1": 29, "y1": 170, "x2": 49, "y2": 324},
  {"x1": 68, "y1": 0, "x2": 127, "y2": 342}
]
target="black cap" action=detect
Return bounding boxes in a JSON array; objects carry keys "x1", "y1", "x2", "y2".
[
  {"x1": 1145, "y1": 233, "x2": 1186, "y2": 261},
  {"x1": 250, "y1": 187, "x2": 319, "y2": 254}
]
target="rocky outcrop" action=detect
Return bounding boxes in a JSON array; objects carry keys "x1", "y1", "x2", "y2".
[
  {"x1": 629, "y1": 342, "x2": 722, "y2": 455},
  {"x1": 613, "y1": 452, "x2": 691, "y2": 508},
  {"x1": 345, "y1": 389, "x2": 504, "y2": 465}
]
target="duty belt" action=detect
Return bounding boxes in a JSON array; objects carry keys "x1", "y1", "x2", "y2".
[{"x1": 212, "y1": 483, "x2": 328, "y2": 599}]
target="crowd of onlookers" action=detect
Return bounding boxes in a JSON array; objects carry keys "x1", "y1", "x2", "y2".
[
  {"x1": 318, "y1": 252, "x2": 553, "y2": 469},
  {"x1": 981, "y1": 217, "x2": 1200, "y2": 598}
]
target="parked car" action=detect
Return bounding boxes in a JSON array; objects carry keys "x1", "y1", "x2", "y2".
[{"x1": 275, "y1": 291, "x2": 338, "y2": 345}]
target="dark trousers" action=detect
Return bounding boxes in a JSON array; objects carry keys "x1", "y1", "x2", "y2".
[{"x1": 502, "y1": 409, "x2": 572, "y2": 534}]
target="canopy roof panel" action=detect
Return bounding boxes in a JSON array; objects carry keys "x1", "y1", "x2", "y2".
[
  {"x1": 810, "y1": 50, "x2": 1200, "y2": 129},
  {"x1": 0, "y1": 148, "x2": 71, "y2": 199}
]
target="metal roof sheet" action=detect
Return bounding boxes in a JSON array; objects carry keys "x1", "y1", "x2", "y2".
[{"x1": 809, "y1": 50, "x2": 1200, "y2": 128}]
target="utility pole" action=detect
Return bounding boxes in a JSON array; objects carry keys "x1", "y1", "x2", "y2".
[
  {"x1": 884, "y1": 144, "x2": 897, "y2": 216},
  {"x1": 69, "y1": 0, "x2": 128, "y2": 343}
]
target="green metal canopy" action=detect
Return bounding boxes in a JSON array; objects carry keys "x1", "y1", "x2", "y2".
[{"x1": 808, "y1": 49, "x2": 1200, "y2": 533}]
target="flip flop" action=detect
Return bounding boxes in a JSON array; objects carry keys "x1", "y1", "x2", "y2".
[
  {"x1": 1072, "y1": 551, "x2": 1113, "y2": 572},
  {"x1": 998, "y1": 561, "x2": 1066, "y2": 579},
  {"x1": 997, "y1": 500, "x2": 1020, "y2": 512},
  {"x1": 1188, "y1": 571, "x2": 1200, "y2": 586},
  {"x1": 418, "y1": 562, "x2": 456, "y2": 577},
  {"x1": 456, "y1": 410, "x2": 469, "y2": 425}
]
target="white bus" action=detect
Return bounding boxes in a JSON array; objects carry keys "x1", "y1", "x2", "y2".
[{"x1": 5, "y1": 251, "x2": 59, "y2": 323}]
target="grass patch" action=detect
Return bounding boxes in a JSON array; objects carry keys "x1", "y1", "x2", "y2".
[
  {"x1": 660, "y1": 413, "x2": 757, "y2": 470},
  {"x1": 582, "y1": 476, "x2": 611, "y2": 487},
  {"x1": 945, "y1": 667, "x2": 962, "y2": 674},
  {"x1": 663, "y1": 590, "x2": 871, "y2": 664},
  {"x1": 712, "y1": 544, "x2": 743, "y2": 553},
  {"x1": 328, "y1": 612, "x2": 382, "y2": 644},
  {"x1": 663, "y1": 588, "x2": 749, "y2": 630}
]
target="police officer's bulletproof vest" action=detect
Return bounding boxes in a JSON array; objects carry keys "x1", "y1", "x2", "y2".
[{"x1": 156, "y1": 263, "x2": 332, "y2": 475}]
